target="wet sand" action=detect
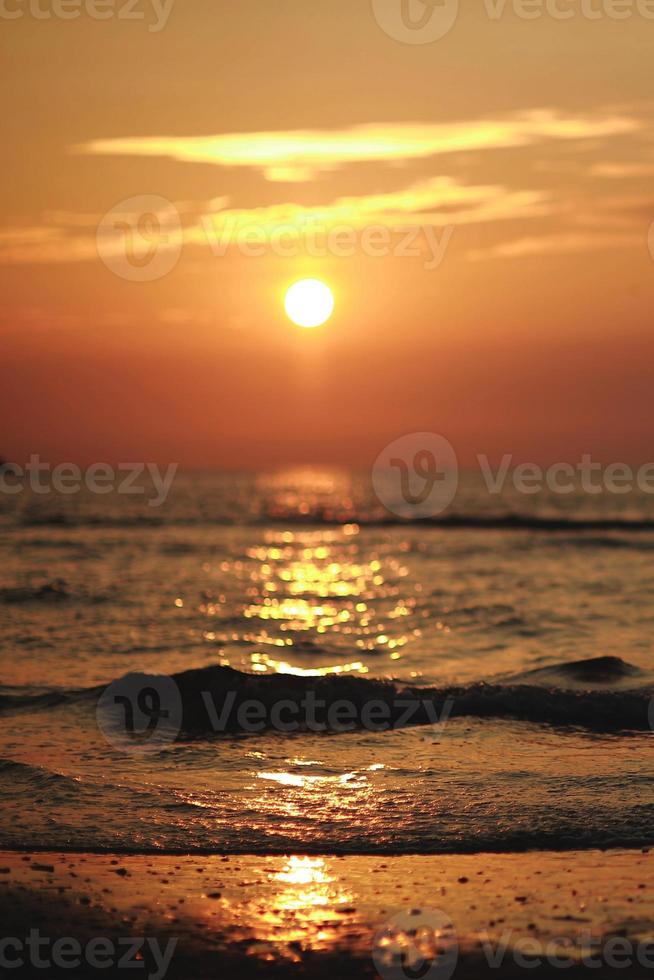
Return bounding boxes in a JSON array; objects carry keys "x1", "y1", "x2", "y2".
[{"x1": 0, "y1": 849, "x2": 651, "y2": 978}]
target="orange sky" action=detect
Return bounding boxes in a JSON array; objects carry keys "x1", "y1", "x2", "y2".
[{"x1": 2, "y1": 2, "x2": 654, "y2": 468}]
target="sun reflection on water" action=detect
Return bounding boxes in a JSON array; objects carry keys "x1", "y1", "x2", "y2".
[
  {"x1": 200, "y1": 523, "x2": 422, "y2": 672},
  {"x1": 257, "y1": 770, "x2": 371, "y2": 790},
  {"x1": 248, "y1": 764, "x2": 383, "y2": 844},
  {"x1": 250, "y1": 653, "x2": 368, "y2": 676}
]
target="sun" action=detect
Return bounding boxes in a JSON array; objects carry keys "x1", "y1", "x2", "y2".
[{"x1": 284, "y1": 279, "x2": 334, "y2": 329}]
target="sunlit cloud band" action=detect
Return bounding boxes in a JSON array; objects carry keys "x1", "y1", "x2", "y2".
[{"x1": 76, "y1": 110, "x2": 640, "y2": 182}]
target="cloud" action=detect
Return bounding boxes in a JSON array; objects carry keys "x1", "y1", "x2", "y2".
[
  {"x1": 194, "y1": 176, "x2": 550, "y2": 246},
  {"x1": 0, "y1": 176, "x2": 550, "y2": 267},
  {"x1": 4, "y1": 103, "x2": 650, "y2": 269},
  {"x1": 590, "y1": 162, "x2": 654, "y2": 178},
  {"x1": 75, "y1": 110, "x2": 640, "y2": 182},
  {"x1": 469, "y1": 231, "x2": 643, "y2": 261},
  {"x1": 0, "y1": 225, "x2": 99, "y2": 264}
]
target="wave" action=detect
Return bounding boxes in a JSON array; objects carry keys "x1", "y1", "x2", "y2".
[
  {"x1": 262, "y1": 512, "x2": 654, "y2": 532},
  {"x1": 0, "y1": 757, "x2": 86, "y2": 789},
  {"x1": 1, "y1": 753, "x2": 652, "y2": 856},
  {"x1": 16, "y1": 513, "x2": 165, "y2": 528},
  {"x1": 7, "y1": 511, "x2": 654, "y2": 531},
  {"x1": 7, "y1": 657, "x2": 651, "y2": 733},
  {"x1": 0, "y1": 581, "x2": 73, "y2": 603},
  {"x1": 0, "y1": 579, "x2": 111, "y2": 605},
  {"x1": 0, "y1": 686, "x2": 85, "y2": 713},
  {"x1": 506, "y1": 655, "x2": 649, "y2": 686},
  {"x1": 3, "y1": 827, "x2": 653, "y2": 856},
  {"x1": 102, "y1": 657, "x2": 654, "y2": 735},
  {"x1": 0, "y1": 757, "x2": 207, "y2": 823}
]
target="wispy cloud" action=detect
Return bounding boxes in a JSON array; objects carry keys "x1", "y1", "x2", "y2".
[
  {"x1": 195, "y1": 176, "x2": 550, "y2": 242},
  {"x1": 0, "y1": 176, "x2": 549, "y2": 266},
  {"x1": 75, "y1": 110, "x2": 640, "y2": 182},
  {"x1": 3, "y1": 107, "x2": 649, "y2": 268},
  {"x1": 469, "y1": 231, "x2": 643, "y2": 261},
  {"x1": 590, "y1": 162, "x2": 654, "y2": 178}
]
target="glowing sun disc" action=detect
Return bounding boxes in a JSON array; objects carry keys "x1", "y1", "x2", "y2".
[{"x1": 285, "y1": 279, "x2": 334, "y2": 328}]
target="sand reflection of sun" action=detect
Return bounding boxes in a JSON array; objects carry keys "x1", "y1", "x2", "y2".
[
  {"x1": 221, "y1": 857, "x2": 357, "y2": 962},
  {"x1": 268, "y1": 856, "x2": 354, "y2": 927}
]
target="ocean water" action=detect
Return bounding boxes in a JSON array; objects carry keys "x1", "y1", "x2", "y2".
[{"x1": 0, "y1": 470, "x2": 652, "y2": 854}]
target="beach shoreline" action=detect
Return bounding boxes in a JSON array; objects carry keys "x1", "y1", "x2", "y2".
[{"x1": 0, "y1": 848, "x2": 651, "y2": 978}]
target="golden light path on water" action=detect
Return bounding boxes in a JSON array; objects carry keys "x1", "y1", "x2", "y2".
[
  {"x1": 189, "y1": 522, "x2": 425, "y2": 860},
  {"x1": 200, "y1": 525, "x2": 424, "y2": 672},
  {"x1": 184, "y1": 492, "x2": 439, "y2": 867}
]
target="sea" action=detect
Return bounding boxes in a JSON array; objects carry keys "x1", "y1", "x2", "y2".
[{"x1": 0, "y1": 468, "x2": 652, "y2": 855}]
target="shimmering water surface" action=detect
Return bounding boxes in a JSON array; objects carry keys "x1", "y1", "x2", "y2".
[{"x1": 0, "y1": 471, "x2": 652, "y2": 853}]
